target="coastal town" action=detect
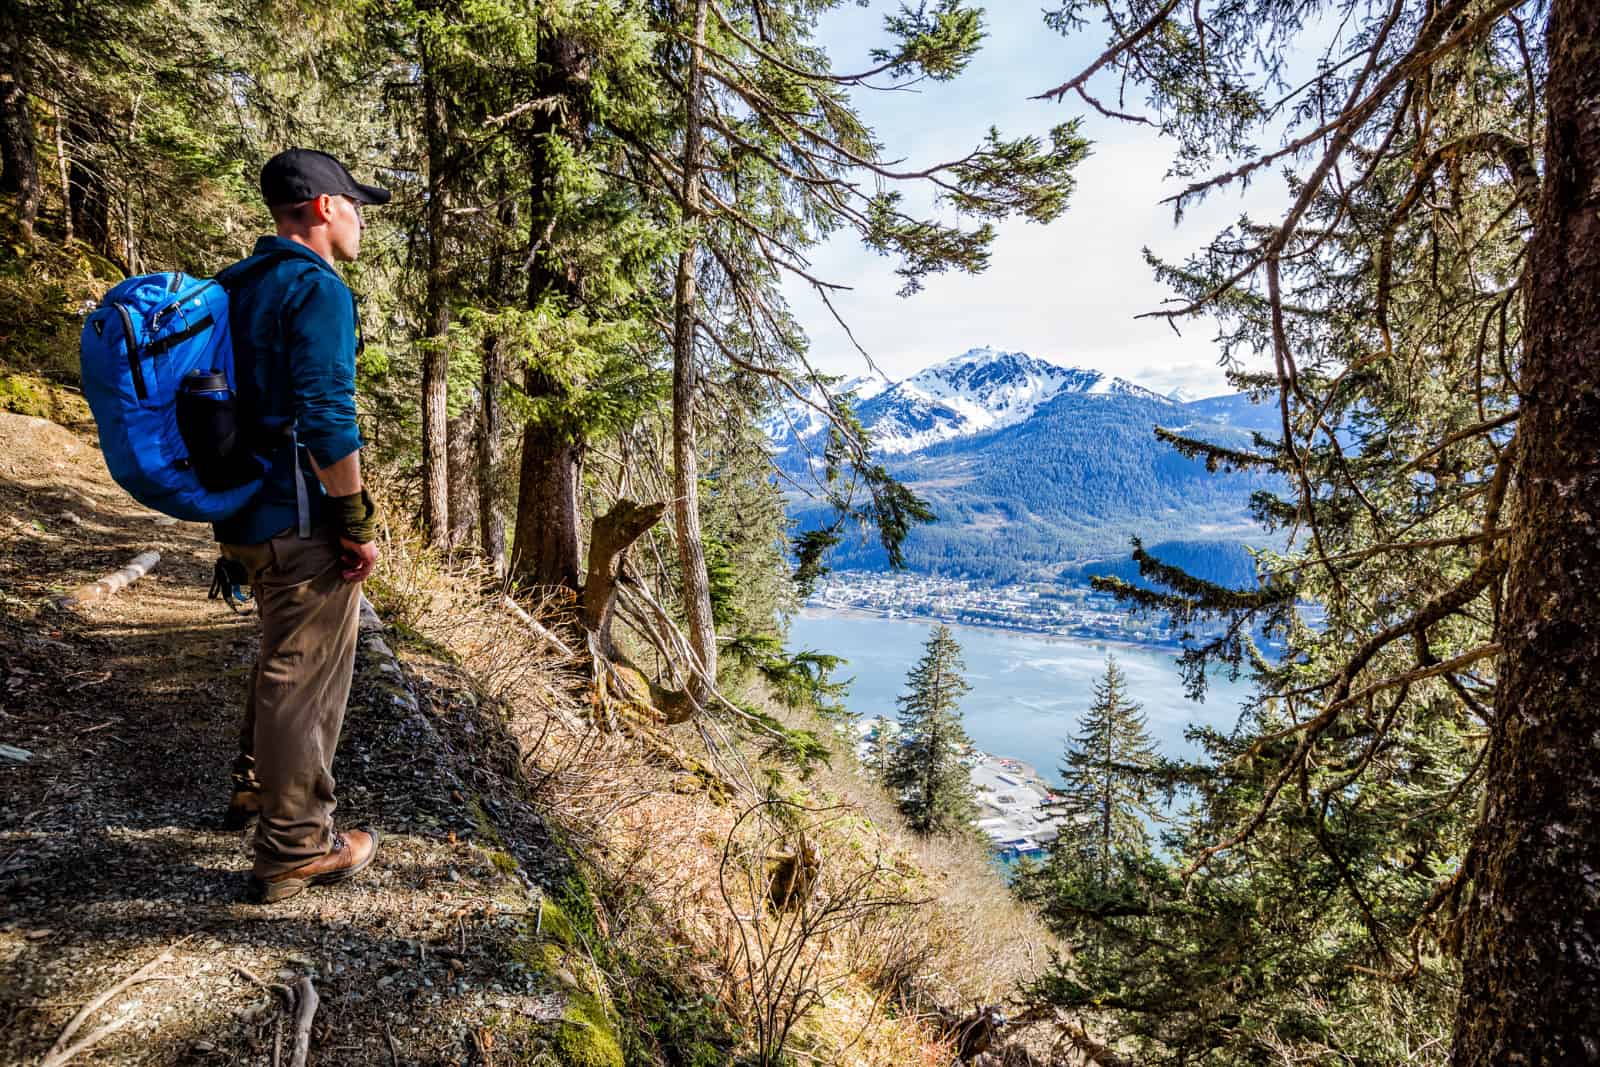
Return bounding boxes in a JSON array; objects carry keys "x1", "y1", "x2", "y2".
[
  {"x1": 857, "y1": 719, "x2": 1063, "y2": 864},
  {"x1": 970, "y1": 754, "x2": 1061, "y2": 862},
  {"x1": 809, "y1": 569, "x2": 1229, "y2": 647}
]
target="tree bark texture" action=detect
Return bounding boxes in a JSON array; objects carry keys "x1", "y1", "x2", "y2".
[
  {"x1": 582, "y1": 499, "x2": 665, "y2": 642},
  {"x1": 580, "y1": 500, "x2": 697, "y2": 724},
  {"x1": 444, "y1": 403, "x2": 473, "y2": 550},
  {"x1": 478, "y1": 181, "x2": 513, "y2": 576},
  {"x1": 509, "y1": 422, "x2": 583, "y2": 591},
  {"x1": 1452, "y1": 2, "x2": 1600, "y2": 1059},
  {"x1": 446, "y1": 401, "x2": 479, "y2": 549},
  {"x1": 478, "y1": 331, "x2": 506, "y2": 575},
  {"x1": 670, "y1": 0, "x2": 718, "y2": 693},
  {"x1": 53, "y1": 106, "x2": 70, "y2": 243},
  {"x1": 420, "y1": 46, "x2": 453, "y2": 549},
  {"x1": 0, "y1": 34, "x2": 39, "y2": 240}
]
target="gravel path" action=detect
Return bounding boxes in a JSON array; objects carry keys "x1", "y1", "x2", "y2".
[{"x1": 1, "y1": 412, "x2": 606, "y2": 1067}]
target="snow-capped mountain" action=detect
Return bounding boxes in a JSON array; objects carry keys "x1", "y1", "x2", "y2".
[
  {"x1": 860, "y1": 348, "x2": 1102, "y2": 454},
  {"x1": 776, "y1": 346, "x2": 1283, "y2": 583},
  {"x1": 761, "y1": 373, "x2": 890, "y2": 444},
  {"x1": 771, "y1": 346, "x2": 1185, "y2": 455}
]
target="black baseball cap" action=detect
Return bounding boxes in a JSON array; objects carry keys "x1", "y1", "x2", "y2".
[{"x1": 260, "y1": 148, "x2": 391, "y2": 207}]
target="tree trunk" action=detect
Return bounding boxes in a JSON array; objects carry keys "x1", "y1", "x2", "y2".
[
  {"x1": 446, "y1": 399, "x2": 479, "y2": 549},
  {"x1": 0, "y1": 37, "x2": 39, "y2": 241},
  {"x1": 53, "y1": 105, "x2": 70, "y2": 244},
  {"x1": 120, "y1": 104, "x2": 138, "y2": 274},
  {"x1": 509, "y1": 421, "x2": 583, "y2": 590},
  {"x1": 478, "y1": 333, "x2": 506, "y2": 575},
  {"x1": 670, "y1": 0, "x2": 718, "y2": 694},
  {"x1": 67, "y1": 109, "x2": 111, "y2": 257},
  {"x1": 478, "y1": 181, "x2": 513, "y2": 577},
  {"x1": 582, "y1": 499, "x2": 666, "y2": 641},
  {"x1": 420, "y1": 45, "x2": 452, "y2": 549},
  {"x1": 581, "y1": 499, "x2": 697, "y2": 725},
  {"x1": 508, "y1": 29, "x2": 590, "y2": 592},
  {"x1": 1451, "y1": 1, "x2": 1600, "y2": 1058}
]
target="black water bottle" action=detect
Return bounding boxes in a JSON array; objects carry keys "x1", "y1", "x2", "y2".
[{"x1": 177, "y1": 369, "x2": 259, "y2": 489}]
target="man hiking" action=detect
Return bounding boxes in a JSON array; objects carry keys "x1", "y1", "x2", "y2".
[{"x1": 215, "y1": 148, "x2": 387, "y2": 904}]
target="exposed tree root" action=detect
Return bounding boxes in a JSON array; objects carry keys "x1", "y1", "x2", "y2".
[
  {"x1": 40, "y1": 937, "x2": 188, "y2": 1067},
  {"x1": 287, "y1": 975, "x2": 319, "y2": 1067}
]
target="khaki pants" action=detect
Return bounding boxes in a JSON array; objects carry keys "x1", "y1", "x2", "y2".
[{"x1": 222, "y1": 527, "x2": 360, "y2": 878}]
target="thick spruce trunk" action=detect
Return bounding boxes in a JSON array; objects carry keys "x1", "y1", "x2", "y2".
[
  {"x1": 670, "y1": 0, "x2": 717, "y2": 696},
  {"x1": 0, "y1": 34, "x2": 39, "y2": 241},
  {"x1": 446, "y1": 401, "x2": 478, "y2": 549},
  {"x1": 509, "y1": 419, "x2": 583, "y2": 590},
  {"x1": 1451, "y1": 1, "x2": 1600, "y2": 1058},
  {"x1": 420, "y1": 49, "x2": 452, "y2": 548}
]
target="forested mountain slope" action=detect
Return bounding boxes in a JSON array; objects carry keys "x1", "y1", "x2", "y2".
[{"x1": 780, "y1": 351, "x2": 1281, "y2": 581}]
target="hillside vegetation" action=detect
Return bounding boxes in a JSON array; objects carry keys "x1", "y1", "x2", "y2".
[
  {"x1": 5, "y1": 0, "x2": 1600, "y2": 1062},
  {"x1": 0, "y1": 396, "x2": 1058, "y2": 1065}
]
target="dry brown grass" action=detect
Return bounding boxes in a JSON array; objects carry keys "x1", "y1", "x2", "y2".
[{"x1": 365, "y1": 527, "x2": 1059, "y2": 1064}]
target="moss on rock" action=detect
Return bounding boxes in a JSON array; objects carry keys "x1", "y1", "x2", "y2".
[
  {"x1": 539, "y1": 896, "x2": 579, "y2": 948},
  {"x1": 0, "y1": 372, "x2": 88, "y2": 426},
  {"x1": 0, "y1": 373, "x2": 49, "y2": 418},
  {"x1": 488, "y1": 861, "x2": 630, "y2": 1067},
  {"x1": 552, "y1": 991, "x2": 626, "y2": 1067}
]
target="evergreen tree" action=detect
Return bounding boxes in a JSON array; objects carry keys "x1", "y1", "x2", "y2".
[
  {"x1": 886, "y1": 625, "x2": 978, "y2": 835},
  {"x1": 647, "y1": 0, "x2": 1085, "y2": 704},
  {"x1": 1017, "y1": 655, "x2": 1161, "y2": 1013},
  {"x1": 1041, "y1": 656, "x2": 1158, "y2": 889},
  {"x1": 862, "y1": 715, "x2": 895, "y2": 779},
  {"x1": 1031, "y1": 0, "x2": 1600, "y2": 1059}
]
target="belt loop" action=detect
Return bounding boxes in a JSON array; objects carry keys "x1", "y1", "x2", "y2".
[{"x1": 291, "y1": 428, "x2": 311, "y2": 539}]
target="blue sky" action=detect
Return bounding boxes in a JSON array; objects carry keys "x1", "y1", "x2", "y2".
[{"x1": 781, "y1": 2, "x2": 1288, "y2": 398}]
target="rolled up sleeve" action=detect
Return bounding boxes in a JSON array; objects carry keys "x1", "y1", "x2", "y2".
[{"x1": 283, "y1": 271, "x2": 364, "y2": 468}]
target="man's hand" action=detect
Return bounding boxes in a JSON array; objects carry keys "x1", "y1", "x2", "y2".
[{"x1": 340, "y1": 537, "x2": 378, "y2": 583}]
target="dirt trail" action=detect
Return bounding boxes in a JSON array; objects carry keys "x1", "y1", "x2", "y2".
[{"x1": 0, "y1": 412, "x2": 606, "y2": 1066}]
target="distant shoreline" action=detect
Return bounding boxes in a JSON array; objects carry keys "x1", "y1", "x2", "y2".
[{"x1": 795, "y1": 604, "x2": 1186, "y2": 657}]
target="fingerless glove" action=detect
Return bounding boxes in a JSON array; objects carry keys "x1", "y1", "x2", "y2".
[{"x1": 329, "y1": 487, "x2": 379, "y2": 544}]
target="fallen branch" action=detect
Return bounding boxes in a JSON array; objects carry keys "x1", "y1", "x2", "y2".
[
  {"x1": 287, "y1": 975, "x2": 319, "y2": 1067},
  {"x1": 501, "y1": 594, "x2": 576, "y2": 658},
  {"x1": 40, "y1": 938, "x2": 189, "y2": 1067},
  {"x1": 1060, "y1": 1022, "x2": 1137, "y2": 1067},
  {"x1": 385, "y1": 1023, "x2": 401, "y2": 1067},
  {"x1": 56, "y1": 550, "x2": 160, "y2": 608}
]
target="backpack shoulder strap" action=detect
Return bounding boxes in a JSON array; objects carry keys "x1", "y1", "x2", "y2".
[{"x1": 217, "y1": 249, "x2": 327, "y2": 542}]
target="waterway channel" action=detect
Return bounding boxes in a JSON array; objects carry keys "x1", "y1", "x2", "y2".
[{"x1": 787, "y1": 608, "x2": 1257, "y2": 784}]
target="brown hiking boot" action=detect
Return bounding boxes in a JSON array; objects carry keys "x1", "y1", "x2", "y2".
[
  {"x1": 249, "y1": 828, "x2": 380, "y2": 904},
  {"x1": 221, "y1": 755, "x2": 261, "y2": 831}
]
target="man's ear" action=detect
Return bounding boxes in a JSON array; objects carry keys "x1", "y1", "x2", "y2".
[{"x1": 311, "y1": 193, "x2": 337, "y2": 224}]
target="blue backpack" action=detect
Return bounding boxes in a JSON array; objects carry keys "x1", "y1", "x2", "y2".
[{"x1": 80, "y1": 267, "x2": 274, "y2": 522}]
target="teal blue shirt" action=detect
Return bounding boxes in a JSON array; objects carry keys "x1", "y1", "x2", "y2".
[{"x1": 212, "y1": 237, "x2": 365, "y2": 545}]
